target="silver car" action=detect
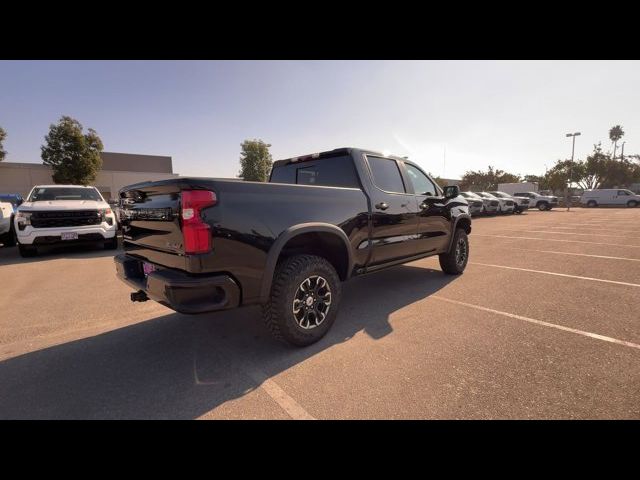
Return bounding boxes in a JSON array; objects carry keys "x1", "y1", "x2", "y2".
[
  {"x1": 488, "y1": 191, "x2": 529, "y2": 214},
  {"x1": 476, "y1": 192, "x2": 515, "y2": 214},
  {"x1": 460, "y1": 191, "x2": 497, "y2": 215}
]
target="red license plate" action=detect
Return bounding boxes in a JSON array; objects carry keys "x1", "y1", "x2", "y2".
[{"x1": 142, "y1": 262, "x2": 156, "y2": 276}]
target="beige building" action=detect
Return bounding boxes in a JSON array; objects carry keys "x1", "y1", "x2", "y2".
[{"x1": 0, "y1": 152, "x2": 179, "y2": 200}]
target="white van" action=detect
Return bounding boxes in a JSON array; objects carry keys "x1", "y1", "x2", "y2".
[{"x1": 580, "y1": 189, "x2": 640, "y2": 208}]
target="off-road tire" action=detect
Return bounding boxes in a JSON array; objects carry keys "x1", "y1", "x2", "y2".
[
  {"x1": 439, "y1": 228, "x2": 469, "y2": 275},
  {"x1": 262, "y1": 254, "x2": 342, "y2": 347}
]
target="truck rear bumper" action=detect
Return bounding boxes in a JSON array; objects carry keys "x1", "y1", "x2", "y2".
[{"x1": 114, "y1": 253, "x2": 240, "y2": 314}]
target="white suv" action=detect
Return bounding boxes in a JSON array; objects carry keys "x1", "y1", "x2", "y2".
[{"x1": 14, "y1": 185, "x2": 118, "y2": 257}]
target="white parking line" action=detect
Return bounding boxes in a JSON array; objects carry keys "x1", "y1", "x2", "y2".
[
  {"x1": 432, "y1": 296, "x2": 640, "y2": 350},
  {"x1": 509, "y1": 247, "x2": 640, "y2": 262},
  {"x1": 507, "y1": 229, "x2": 637, "y2": 239},
  {"x1": 470, "y1": 262, "x2": 640, "y2": 288},
  {"x1": 193, "y1": 351, "x2": 315, "y2": 420},
  {"x1": 473, "y1": 234, "x2": 640, "y2": 248}
]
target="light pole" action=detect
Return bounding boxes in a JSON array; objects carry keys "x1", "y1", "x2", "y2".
[{"x1": 565, "y1": 132, "x2": 581, "y2": 211}]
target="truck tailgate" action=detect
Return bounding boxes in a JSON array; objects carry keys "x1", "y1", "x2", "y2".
[{"x1": 120, "y1": 183, "x2": 185, "y2": 254}]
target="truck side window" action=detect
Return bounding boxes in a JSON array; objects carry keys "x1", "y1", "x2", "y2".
[
  {"x1": 368, "y1": 156, "x2": 406, "y2": 193},
  {"x1": 270, "y1": 155, "x2": 359, "y2": 188},
  {"x1": 404, "y1": 164, "x2": 438, "y2": 196},
  {"x1": 618, "y1": 190, "x2": 629, "y2": 195}
]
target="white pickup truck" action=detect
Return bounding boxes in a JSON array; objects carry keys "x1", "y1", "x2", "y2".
[
  {"x1": 14, "y1": 185, "x2": 118, "y2": 257},
  {"x1": 513, "y1": 191, "x2": 559, "y2": 211},
  {"x1": 0, "y1": 202, "x2": 16, "y2": 246}
]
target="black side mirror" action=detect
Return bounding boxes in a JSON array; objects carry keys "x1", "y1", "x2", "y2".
[{"x1": 443, "y1": 185, "x2": 460, "y2": 199}]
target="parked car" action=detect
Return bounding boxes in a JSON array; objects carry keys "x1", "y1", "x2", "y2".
[
  {"x1": 14, "y1": 185, "x2": 118, "y2": 257},
  {"x1": 459, "y1": 192, "x2": 484, "y2": 215},
  {"x1": 513, "y1": 191, "x2": 558, "y2": 211},
  {"x1": 108, "y1": 199, "x2": 122, "y2": 227},
  {"x1": 0, "y1": 201, "x2": 17, "y2": 246},
  {"x1": 461, "y1": 191, "x2": 499, "y2": 215},
  {"x1": 580, "y1": 189, "x2": 640, "y2": 208},
  {"x1": 114, "y1": 147, "x2": 472, "y2": 346},
  {"x1": 488, "y1": 190, "x2": 529, "y2": 214},
  {"x1": 476, "y1": 192, "x2": 515, "y2": 214},
  {"x1": 0, "y1": 193, "x2": 24, "y2": 214}
]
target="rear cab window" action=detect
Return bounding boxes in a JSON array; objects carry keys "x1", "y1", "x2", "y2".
[
  {"x1": 366, "y1": 156, "x2": 406, "y2": 193},
  {"x1": 269, "y1": 155, "x2": 359, "y2": 188}
]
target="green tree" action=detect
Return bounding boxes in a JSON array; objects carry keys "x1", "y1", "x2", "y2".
[
  {"x1": 0, "y1": 126, "x2": 7, "y2": 162},
  {"x1": 41, "y1": 116, "x2": 104, "y2": 185},
  {"x1": 238, "y1": 139, "x2": 273, "y2": 182},
  {"x1": 459, "y1": 166, "x2": 521, "y2": 191},
  {"x1": 609, "y1": 125, "x2": 624, "y2": 159}
]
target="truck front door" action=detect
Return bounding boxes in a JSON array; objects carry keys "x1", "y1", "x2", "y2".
[{"x1": 401, "y1": 162, "x2": 451, "y2": 254}]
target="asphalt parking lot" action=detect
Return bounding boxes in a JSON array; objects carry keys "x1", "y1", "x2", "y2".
[{"x1": 0, "y1": 208, "x2": 639, "y2": 419}]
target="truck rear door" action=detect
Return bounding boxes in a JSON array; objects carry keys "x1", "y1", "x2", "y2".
[{"x1": 363, "y1": 155, "x2": 421, "y2": 265}]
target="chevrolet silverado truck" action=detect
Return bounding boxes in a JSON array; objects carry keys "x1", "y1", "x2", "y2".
[
  {"x1": 114, "y1": 148, "x2": 472, "y2": 346},
  {"x1": 15, "y1": 185, "x2": 118, "y2": 257}
]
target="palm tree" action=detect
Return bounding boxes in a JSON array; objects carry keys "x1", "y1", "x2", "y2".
[{"x1": 609, "y1": 125, "x2": 624, "y2": 160}]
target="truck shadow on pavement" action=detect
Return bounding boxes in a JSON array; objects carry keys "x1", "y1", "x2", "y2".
[
  {"x1": 0, "y1": 243, "x2": 121, "y2": 266},
  {"x1": 0, "y1": 264, "x2": 455, "y2": 419}
]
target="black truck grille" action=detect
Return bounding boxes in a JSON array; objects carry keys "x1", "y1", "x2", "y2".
[
  {"x1": 506, "y1": 201, "x2": 514, "y2": 206},
  {"x1": 490, "y1": 201, "x2": 499, "y2": 206},
  {"x1": 31, "y1": 210, "x2": 101, "y2": 228},
  {"x1": 472, "y1": 201, "x2": 483, "y2": 207}
]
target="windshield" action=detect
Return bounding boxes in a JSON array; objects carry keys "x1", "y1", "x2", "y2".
[
  {"x1": 28, "y1": 187, "x2": 102, "y2": 202},
  {"x1": 489, "y1": 191, "x2": 509, "y2": 198},
  {"x1": 477, "y1": 192, "x2": 495, "y2": 199}
]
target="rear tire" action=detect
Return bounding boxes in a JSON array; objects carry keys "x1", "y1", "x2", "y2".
[
  {"x1": 538, "y1": 202, "x2": 549, "y2": 211},
  {"x1": 18, "y1": 244, "x2": 37, "y2": 257},
  {"x1": 439, "y1": 229, "x2": 469, "y2": 275},
  {"x1": 628, "y1": 200, "x2": 638, "y2": 208},
  {"x1": 262, "y1": 254, "x2": 342, "y2": 347}
]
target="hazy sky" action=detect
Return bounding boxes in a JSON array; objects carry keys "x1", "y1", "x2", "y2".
[{"x1": 1, "y1": 60, "x2": 638, "y2": 179}]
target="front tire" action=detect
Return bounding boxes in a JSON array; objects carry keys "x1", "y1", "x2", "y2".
[
  {"x1": 439, "y1": 229, "x2": 469, "y2": 275},
  {"x1": 18, "y1": 244, "x2": 37, "y2": 257},
  {"x1": 538, "y1": 202, "x2": 549, "y2": 211},
  {"x1": 262, "y1": 254, "x2": 342, "y2": 347},
  {"x1": 104, "y1": 236, "x2": 118, "y2": 250},
  {"x1": 628, "y1": 200, "x2": 638, "y2": 208},
  {"x1": 587, "y1": 200, "x2": 598, "y2": 208}
]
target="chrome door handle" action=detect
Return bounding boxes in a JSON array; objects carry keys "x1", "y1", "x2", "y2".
[
  {"x1": 375, "y1": 202, "x2": 389, "y2": 211},
  {"x1": 420, "y1": 202, "x2": 429, "y2": 210}
]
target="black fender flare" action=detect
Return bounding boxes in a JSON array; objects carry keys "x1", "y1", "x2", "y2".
[
  {"x1": 447, "y1": 214, "x2": 472, "y2": 253},
  {"x1": 259, "y1": 223, "x2": 354, "y2": 303}
]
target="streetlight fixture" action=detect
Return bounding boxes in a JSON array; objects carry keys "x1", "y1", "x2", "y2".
[{"x1": 565, "y1": 132, "x2": 581, "y2": 211}]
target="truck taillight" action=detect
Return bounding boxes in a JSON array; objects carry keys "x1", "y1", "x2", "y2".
[{"x1": 181, "y1": 190, "x2": 216, "y2": 254}]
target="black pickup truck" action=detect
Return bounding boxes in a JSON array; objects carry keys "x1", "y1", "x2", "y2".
[{"x1": 114, "y1": 147, "x2": 471, "y2": 346}]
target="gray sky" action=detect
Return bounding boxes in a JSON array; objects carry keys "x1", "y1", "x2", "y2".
[{"x1": 1, "y1": 60, "x2": 638, "y2": 179}]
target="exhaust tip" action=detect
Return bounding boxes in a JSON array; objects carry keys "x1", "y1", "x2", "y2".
[{"x1": 131, "y1": 290, "x2": 149, "y2": 302}]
